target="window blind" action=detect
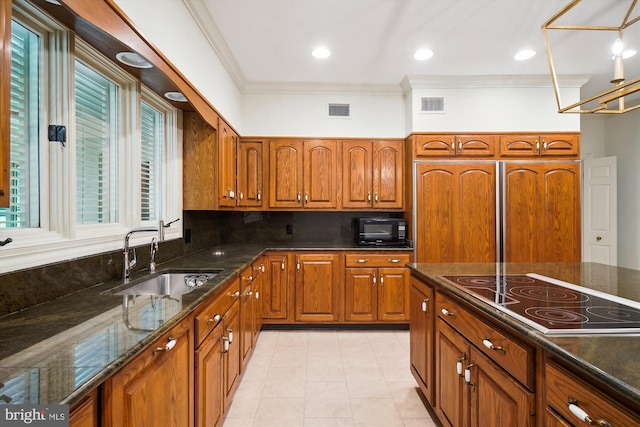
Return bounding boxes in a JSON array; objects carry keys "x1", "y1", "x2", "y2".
[
  {"x1": 140, "y1": 102, "x2": 163, "y2": 221},
  {"x1": 75, "y1": 61, "x2": 118, "y2": 225},
  {"x1": 0, "y1": 21, "x2": 39, "y2": 229}
]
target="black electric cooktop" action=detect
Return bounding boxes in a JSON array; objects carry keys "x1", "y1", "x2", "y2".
[{"x1": 440, "y1": 274, "x2": 640, "y2": 335}]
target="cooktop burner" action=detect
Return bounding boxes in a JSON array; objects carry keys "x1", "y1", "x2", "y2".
[{"x1": 440, "y1": 273, "x2": 640, "y2": 335}]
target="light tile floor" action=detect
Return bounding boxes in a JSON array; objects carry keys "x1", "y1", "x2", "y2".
[{"x1": 222, "y1": 330, "x2": 438, "y2": 427}]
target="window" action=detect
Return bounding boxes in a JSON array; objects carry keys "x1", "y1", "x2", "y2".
[
  {"x1": 75, "y1": 60, "x2": 119, "y2": 225},
  {"x1": 0, "y1": 20, "x2": 40, "y2": 229},
  {"x1": 140, "y1": 102, "x2": 163, "y2": 221},
  {"x1": 0, "y1": 1, "x2": 182, "y2": 274}
]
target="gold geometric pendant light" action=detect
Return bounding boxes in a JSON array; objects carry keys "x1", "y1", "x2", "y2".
[{"x1": 543, "y1": 0, "x2": 640, "y2": 113}]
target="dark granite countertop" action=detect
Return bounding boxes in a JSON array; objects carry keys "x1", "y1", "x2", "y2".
[
  {"x1": 0, "y1": 242, "x2": 412, "y2": 407},
  {"x1": 407, "y1": 262, "x2": 640, "y2": 408}
]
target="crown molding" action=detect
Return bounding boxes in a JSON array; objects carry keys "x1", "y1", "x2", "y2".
[{"x1": 242, "y1": 81, "x2": 403, "y2": 95}]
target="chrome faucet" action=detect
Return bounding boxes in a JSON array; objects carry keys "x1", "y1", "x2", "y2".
[
  {"x1": 123, "y1": 227, "x2": 158, "y2": 283},
  {"x1": 159, "y1": 218, "x2": 180, "y2": 241}
]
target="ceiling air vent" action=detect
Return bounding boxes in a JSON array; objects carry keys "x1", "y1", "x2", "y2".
[
  {"x1": 328, "y1": 103, "x2": 351, "y2": 118},
  {"x1": 420, "y1": 97, "x2": 445, "y2": 113}
]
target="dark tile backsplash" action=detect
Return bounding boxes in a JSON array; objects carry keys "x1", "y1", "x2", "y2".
[{"x1": 0, "y1": 210, "x2": 402, "y2": 316}]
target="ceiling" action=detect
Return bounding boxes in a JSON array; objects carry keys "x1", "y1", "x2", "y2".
[{"x1": 192, "y1": 0, "x2": 639, "y2": 95}]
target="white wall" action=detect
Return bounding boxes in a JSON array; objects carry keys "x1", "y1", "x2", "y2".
[
  {"x1": 602, "y1": 108, "x2": 640, "y2": 270},
  {"x1": 113, "y1": 0, "x2": 243, "y2": 129},
  {"x1": 580, "y1": 115, "x2": 606, "y2": 159},
  {"x1": 242, "y1": 92, "x2": 405, "y2": 138}
]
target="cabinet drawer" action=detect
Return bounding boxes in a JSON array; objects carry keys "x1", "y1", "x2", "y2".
[
  {"x1": 194, "y1": 278, "x2": 241, "y2": 346},
  {"x1": 435, "y1": 292, "x2": 534, "y2": 389},
  {"x1": 345, "y1": 253, "x2": 411, "y2": 268},
  {"x1": 545, "y1": 360, "x2": 640, "y2": 427}
]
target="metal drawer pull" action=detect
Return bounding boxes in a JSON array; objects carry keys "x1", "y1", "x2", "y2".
[
  {"x1": 207, "y1": 314, "x2": 222, "y2": 325},
  {"x1": 441, "y1": 308, "x2": 456, "y2": 318},
  {"x1": 567, "y1": 397, "x2": 612, "y2": 427},
  {"x1": 482, "y1": 338, "x2": 506, "y2": 354},
  {"x1": 388, "y1": 259, "x2": 401, "y2": 263},
  {"x1": 153, "y1": 337, "x2": 176, "y2": 355},
  {"x1": 244, "y1": 275, "x2": 253, "y2": 281},
  {"x1": 356, "y1": 259, "x2": 368, "y2": 263},
  {"x1": 231, "y1": 291, "x2": 240, "y2": 297},
  {"x1": 421, "y1": 299, "x2": 428, "y2": 313}
]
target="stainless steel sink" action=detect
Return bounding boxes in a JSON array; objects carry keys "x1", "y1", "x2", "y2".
[{"x1": 114, "y1": 270, "x2": 223, "y2": 296}]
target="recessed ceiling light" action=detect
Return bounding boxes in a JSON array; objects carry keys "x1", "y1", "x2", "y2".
[
  {"x1": 413, "y1": 48, "x2": 433, "y2": 61},
  {"x1": 164, "y1": 92, "x2": 188, "y2": 102},
  {"x1": 514, "y1": 49, "x2": 536, "y2": 61},
  {"x1": 115, "y1": 52, "x2": 153, "y2": 69},
  {"x1": 312, "y1": 46, "x2": 331, "y2": 59}
]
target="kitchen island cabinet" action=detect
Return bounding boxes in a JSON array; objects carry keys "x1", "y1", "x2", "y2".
[
  {"x1": 101, "y1": 315, "x2": 194, "y2": 427},
  {"x1": 409, "y1": 276, "x2": 434, "y2": 405}
]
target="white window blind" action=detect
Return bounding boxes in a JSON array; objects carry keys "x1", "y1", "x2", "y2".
[
  {"x1": 0, "y1": 21, "x2": 40, "y2": 229},
  {"x1": 140, "y1": 102, "x2": 163, "y2": 221},
  {"x1": 75, "y1": 61, "x2": 119, "y2": 225}
]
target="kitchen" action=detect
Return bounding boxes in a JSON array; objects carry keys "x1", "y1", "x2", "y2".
[{"x1": 1, "y1": 0, "x2": 640, "y2": 426}]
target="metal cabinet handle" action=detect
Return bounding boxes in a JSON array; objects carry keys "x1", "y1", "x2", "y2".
[
  {"x1": 255, "y1": 291, "x2": 260, "y2": 300},
  {"x1": 281, "y1": 260, "x2": 285, "y2": 271},
  {"x1": 227, "y1": 328, "x2": 233, "y2": 344},
  {"x1": 296, "y1": 261, "x2": 300, "y2": 271},
  {"x1": 379, "y1": 274, "x2": 384, "y2": 285},
  {"x1": 305, "y1": 193, "x2": 309, "y2": 203},
  {"x1": 372, "y1": 275, "x2": 377, "y2": 286},
  {"x1": 356, "y1": 259, "x2": 368, "y2": 263},
  {"x1": 482, "y1": 338, "x2": 506, "y2": 354},
  {"x1": 207, "y1": 314, "x2": 222, "y2": 325},
  {"x1": 451, "y1": 142, "x2": 455, "y2": 152},
  {"x1": 222, "y1": 336, "x2": 230, "y2": 352},
  {"x1": 231, "y1": 291, "x2": 240, "y2": 298},
  {"x1": 543, "y1": 139, "x2": 548, "y2": 151},
  {"x1": 228, "y1": 189, "x2": 235, "y2": 199},
  {"x1": 441, "y1": 308, "x2": 456, "y2": 318},
  {"x1": 367, "y1": 191, "x2": 371, "y2": 201},
  {"x1": 421, "y1": 298, "x2": 429, "y2": 314},
  {"x1": 464, "y1": 362, "x2": 475, "y2": 389},
  {"x1": 388, "y1": 258, "x2": 401, "y2": 263},
  {"x1": 536, "y1": 139, "x2": 540, "y2": 151},
  {"x1": 153, "y1": 337, "x2": 176, "y2": 355},
  {"x1": 297, "y1": 192, "x2": 301, "y2": 202},
  {"x1": 374, "y1": 193, "x2": 379, "y2": 203},
  {"x1": 244, "y1": 275, "x2": 253, "y2": 281},
  {"x1": 247, "y1": 291, "x2": 253, "y2": 296},
  {"x1": 567, "y1": 397, "x2": 613, "y2": 427},
  {"x1": 456, "y1": 354, "x2": 466, "y2": 376},
  {"x1": 239, "y1": 192, "x2": 244, "y2": 200},
  {"x1": 458, "y1": 139, "x2": 462, "y2": 150}
]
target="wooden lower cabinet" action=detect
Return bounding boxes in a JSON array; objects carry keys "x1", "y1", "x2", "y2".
[
  {"x1": 409, "y1": 277, "x2": 434, "y2": 404},
  {"x1": 262, "y1": 253, "x2": 290, "y2": 322},
  {"x1": 345, "y1": 266, "x2": 408, "y2": 322},
  {"x1": 102, "y1": 316, "x2": 194, "y2": 427},
  {"x1": 69, "y1": 389, "x2": 98, "y2": 427},
  {"x1": 195, "y1": 324, "x2": 224, "y2": 427},
  {"x1": 239, "y1": 266, "x2": 255, "y2": 370},
  {"x1": 222, "y1": 298, "x2": 240, "y2": 412},
  {"x1": 436, "y1": 320, "x2": 534, "y2": 427},
  {"x1": 294, "y1": 253, "x2": 341, "y2": 322}
]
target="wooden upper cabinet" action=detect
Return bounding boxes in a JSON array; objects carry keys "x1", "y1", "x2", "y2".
[
  {"x1": 342, "y1": 140, "x2": 403, "y2": 209},
  {"x1": 217, "y1": 119, "x2": 238, "y2": 208},
  {"x1": 237, "y1": 140, "x2": 263, "y2": 208},
  {"x1": 0, "y1": 0, "x2": 9, "y2": 208},
  {"x1": 183, "y1": 112, "x2": 217, "y2": 210},
  {"x1": 269, "y1": 140, "x2": 304, "y2": 208},
  {"x1": 499, "y1": 133, "x2": 579, "y2": 158},
  {"x1": 269, "y1": 139, "x2": 338, "y2": 209},
  {"x1": 303, "y1": 140, "x2": 339, "y2": 208},
  {"x1": 414, "y1": 134, "x2": 496, "y2": 158}
]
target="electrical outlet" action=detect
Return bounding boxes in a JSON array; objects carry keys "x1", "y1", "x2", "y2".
[{"x1": 286, "y1": 224, "x2": 293, "y2": 235}]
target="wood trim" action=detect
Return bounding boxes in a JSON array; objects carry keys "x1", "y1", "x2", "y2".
[{"x1": 0, "y1": 0, "x2": 10, "y2": 207}]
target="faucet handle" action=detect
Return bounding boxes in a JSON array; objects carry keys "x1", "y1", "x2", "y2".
[{"x1": 129, "y1": 248, "x2": 137, "y2": 268}]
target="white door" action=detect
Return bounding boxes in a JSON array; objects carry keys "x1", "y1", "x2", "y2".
[{"x1": 583, "y1": 156, "x2": 617, "y2": 265}]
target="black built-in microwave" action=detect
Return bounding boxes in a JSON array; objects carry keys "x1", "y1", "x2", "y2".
[{"x1": 355, "y1": 217, "x2": 407, "y2": 246}]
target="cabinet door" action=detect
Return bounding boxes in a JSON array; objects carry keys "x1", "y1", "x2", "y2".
[
  {"x1": 372, "y1": 140, "x2": 403, "y2": 209},
  {"x1": 237, "y1": 140, "x2": 263, "y2": 208},
  {"x1": 183, "y1": 112, "x2": 216, "y2": 210},
  {"x1": 435, "y1": 320, "x2": 467, "y2": 427},
  {"x1": 468, "y1": 347, "x2": 535, "y2": 427},
  {"x1": 540, "y1": 134, "x2": 579, "y2": 157},
  {"x1": 217, "y1": 120, "x2": 237, "y2": 208},
  {"x1": 103, "y1": 316, "x2": 193, "y2": 427},
  {"x1": 303, "y1": 140, "x2": 339, "y2": 208},
  {"x1": 377, "y1": 267, "x2": 408, "y2": 321},
  {"x1": 294, "y1": 253, "x2": 340, "y2": 322},
  {"x1": 344, "y1": 267, "x2": 376, "y2": 322},
  {"x1": 342, "y1": 140, "x2": 372, "y2": 208},
  {"x1": 499, "y1": 135, "x2": 540, "y2": 157},
  {"x1": 195, "y1": 325, "x2": 223, "y2": 427},
  {"x1": 455, "y1": 135, "x2": 496, "y2": 157},
  {"x1": 70, "y1": 390, "x2": 98, "y2": 427},
  {"x1": 410, "y1": 278, "x2": 434, "y2": 404},
  {"x1": 504, "y1": 162, "x2": 580, "y2": 262},
  {"x1": 269, "y1": 140, "x2": 303, "y2": 208},
  {"x1": 414, "y1": 134, "x2": 456, "y2": 157},
  {"x1": 239, "y1": 275, "x2": 254, "y2": 370},
  {"x1": 222, "y1": 299, "x2": 240, "y2": 411},
  {"x1": 262, "y1": 254, "x2": 289, "y2": 320},
  {"x1": 252, "y1": 258, "x2": 265, "y2": 343},
  {"x1": 415, "y1": 163, "x2": 496, "y2": 263}
]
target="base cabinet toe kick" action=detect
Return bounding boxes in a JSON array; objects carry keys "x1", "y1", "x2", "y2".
[{"x1": 408, "y1": 271, "x2": 640, "y2": 427}]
